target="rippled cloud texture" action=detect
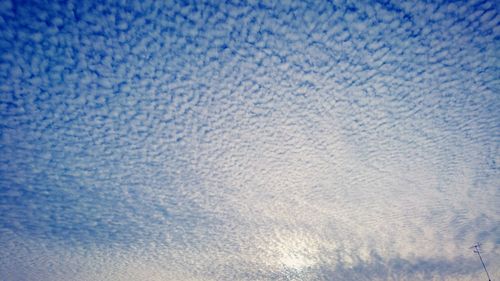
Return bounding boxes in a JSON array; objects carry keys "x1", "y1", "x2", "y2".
[{"x1": 1, "y1": 0, "x2": 499, "y2": 280}]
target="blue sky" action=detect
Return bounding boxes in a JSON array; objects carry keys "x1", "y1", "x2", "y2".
[{"x1": 0, "y1": 0, "x2": 498, "y2": 280}]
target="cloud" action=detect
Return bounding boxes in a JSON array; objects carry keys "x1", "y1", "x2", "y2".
[{"x1": 0, "y1": 0, "x2": 498, "y2": 280}]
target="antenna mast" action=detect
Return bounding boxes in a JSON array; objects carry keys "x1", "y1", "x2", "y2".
[{"x1": 471, "y1": 242, "x2": 491, "y2": 281}]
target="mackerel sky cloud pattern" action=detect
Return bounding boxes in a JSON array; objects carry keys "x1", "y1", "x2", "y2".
[{"x1": 0, "y1": 0, "x2": 499, "y2": 280}]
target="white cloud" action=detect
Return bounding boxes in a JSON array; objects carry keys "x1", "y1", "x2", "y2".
[{"x1": 0, "y1": 0, "x2": 498, "y2": 280}]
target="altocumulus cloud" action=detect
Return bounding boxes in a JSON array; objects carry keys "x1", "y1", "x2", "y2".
[{"x1": 0, "y1": 0, "x2": 499, "y2": 280}]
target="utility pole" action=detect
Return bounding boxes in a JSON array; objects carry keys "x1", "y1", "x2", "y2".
[{"x1": 471, "y1": 242, "x2": 491, "y2": 281}]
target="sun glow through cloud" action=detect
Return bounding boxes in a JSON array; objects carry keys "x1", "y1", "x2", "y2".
[{"x1": 275, "y1": 233, "x2": 318, "y2": 271}]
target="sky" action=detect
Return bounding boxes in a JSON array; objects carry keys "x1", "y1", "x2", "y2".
[{"x1": 0, "y1": 0, "x2": 498, "y2": 280}]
